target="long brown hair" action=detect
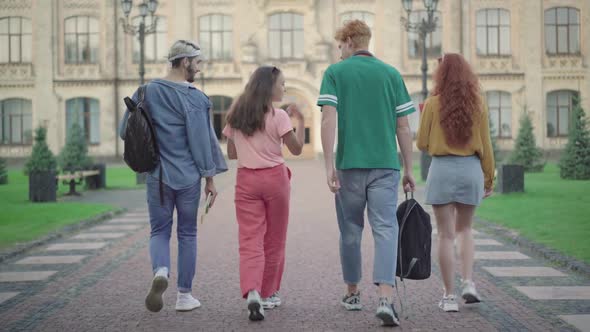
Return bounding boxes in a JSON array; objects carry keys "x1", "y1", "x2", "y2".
[
  {"x1": 432, "y1": 53, "x2": 482, "y2": 147},
  {"x1": 226, "y1": 66, "x2": 281, "y2": 136}
]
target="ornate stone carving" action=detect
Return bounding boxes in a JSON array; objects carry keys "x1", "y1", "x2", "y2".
[
  {"x1": 0, "y1": 0, "x2": 32, "y2": 10},
  {"x1": 63, "y1": 0, "x2": 100, "y2": 10},
  {"x1": 0, "y1": 64, "x2": 34, "y2": 81},
  {"x1": 197, "y1": 0, "x2": 233, "y2": 5},
  {"x1": 543, "y1": 55, "x2": 586, "y2": 70},
  {"x1": 63, "y1": 64, "x2": 102, "y2": 79}
]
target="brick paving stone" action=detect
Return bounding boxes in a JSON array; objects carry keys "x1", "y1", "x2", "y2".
[
  {"x1": 71, "y1": 233, "x2": 127, "y2": 240},
  {"x1": 559, "y1": 314, "x2": 590, "y2": 332},
  {"x1": 475, "y1": 251, "x2": 531, "y2": 260},
  {"x1": 515, "y1": 286, "x2": 590, "y2": 300},
  {"x1": 0, "y1": 292, "x2": 19, "y2": 304},
  {"x1": 106, "y1": 218, "x2": 147, "y2": 224},
  {"x1": 483, "y1": 266, "x2": 567, "y2": 277},
  {"x1": 474, "y1": 239, "x2": 503, "y2": 246},
  {"x1": 15, "y1": 256, "x2": 87, "y2": 265},
  {"x1": 90, "y1": 225, "x2": 143, "y2": 232},
  {"x1": 0, "y1": 271, "x2": 58, "y2": 282},
  {"x1": 45, "y1": 243, "x2": 107, "y2": 251}
]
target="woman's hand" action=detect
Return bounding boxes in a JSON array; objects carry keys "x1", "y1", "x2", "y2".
[
  {"x1": 286, "y1": 104, "x2": 304, "y2": 120},
  {"x1": 483, "y1": 187, "x2": 493, "y2": 199}
]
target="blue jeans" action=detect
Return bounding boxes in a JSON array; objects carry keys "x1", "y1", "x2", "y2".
[
  {"x1": 146, "y1": 177, "x2": 201, "y2": 292},
  {"x1": 335, "y1": 169, "x2": 400, "y2": 286}
]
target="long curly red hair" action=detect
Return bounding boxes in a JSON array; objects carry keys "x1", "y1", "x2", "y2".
[{"x1": 432, "y1": 53, "x2": 482, "y2": 147}]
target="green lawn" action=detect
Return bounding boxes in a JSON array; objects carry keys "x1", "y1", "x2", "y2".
[
  {"x1": 477, "y1": 164, "x2": 590, "y2": 263},
  {"x1": 104, "y1": 166, "x2": 145, "y2": 190},
  {"x1": 0, "y1": 170, "x2": 116, "y2": 250}
]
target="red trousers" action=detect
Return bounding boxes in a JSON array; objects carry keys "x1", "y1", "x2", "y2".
[{"x1": 235, "y1": 164, "x2": 291, "y2": 298}]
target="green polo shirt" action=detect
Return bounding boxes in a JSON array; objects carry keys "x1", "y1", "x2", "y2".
[{"x1": 317, "y1": 55, "x2": 415, "y2": 170}]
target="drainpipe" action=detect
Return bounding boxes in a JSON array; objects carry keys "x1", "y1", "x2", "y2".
[{"x1": 113, "y1": 0, "x2": 120, "y2": 157}]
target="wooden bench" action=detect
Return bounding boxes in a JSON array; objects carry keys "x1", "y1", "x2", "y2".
[{"x1": 56, "y1": 169, "x2": 102, "y2": 196}]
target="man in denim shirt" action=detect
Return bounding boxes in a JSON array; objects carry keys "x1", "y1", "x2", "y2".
[{"x1": 119, "y1": 40, "x2": 227, "y2": 313}]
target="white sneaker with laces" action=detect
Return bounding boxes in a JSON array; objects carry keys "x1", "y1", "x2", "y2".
[
  {"x1": 262, "y1": 292, "x2": 281, "y2": 309},
  {"x1": 461, "y1": 280, "x2": 481, "y2": 304},
  {"x1": 145, "y1": 267, "x2": 168, "y2": 312},
  {"x1": 439, "y1": 294, "x2": 459, "y2": 312},
  {"x1": 247, "y1": 290, "x2": 265, "y2": 321},
  {"x1": 175, "y1": 292, "x2": 202, "y2": 311}
]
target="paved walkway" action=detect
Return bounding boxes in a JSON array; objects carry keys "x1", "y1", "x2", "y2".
[{"x1": 0, "y1": 160, "x2": 589, "y2": 331}]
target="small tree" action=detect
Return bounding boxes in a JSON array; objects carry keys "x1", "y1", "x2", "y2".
[
  {"x1": 0, "y1": 157, "x2": 7, "y2": 185},
  {"x1": 509, "y1": 110, "x2": 545, "y2": 172},
  {"x1": 59, "y1": 123, "x2": 92, "y2": 172},
  {"x1": 559, "y1": 96, "x2": 590, "y2": 179},
  {"x1": 24, "y1": 127, "x2": 57, "y2": 175}
]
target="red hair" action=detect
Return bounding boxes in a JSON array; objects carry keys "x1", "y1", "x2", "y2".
[{"x1": 432, "y1": 53, "x2": 482, "y2": 147}]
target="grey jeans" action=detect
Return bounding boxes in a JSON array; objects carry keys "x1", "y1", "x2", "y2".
[{"x1": 335, "y1": 169, "x2": 400, "y2": 286}]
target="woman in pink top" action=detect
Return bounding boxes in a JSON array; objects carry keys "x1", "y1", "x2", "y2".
[{"x1": 222, "y1": 66, "x2": 304, "y2": 322}]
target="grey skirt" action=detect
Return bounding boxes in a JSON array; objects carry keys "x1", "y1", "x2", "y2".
[{"x1": 425, "y1": 155, "x2": 484, "y2": 206}]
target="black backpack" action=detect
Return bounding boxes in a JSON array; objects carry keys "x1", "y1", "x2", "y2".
[
  {"x1": 123, "y1": 85, "x2": 163, "y2": 203},
  {"x1": 396, "y1": 192, "x2": 432, "y2": 280}
]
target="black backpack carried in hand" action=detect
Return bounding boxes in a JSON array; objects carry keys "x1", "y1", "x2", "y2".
[
  {"x1": 396, "y1": 192, "x2": 432, "y2": 280},
  {"x1": 122, "y1": 84, "x2": 163, "y2": 203}
]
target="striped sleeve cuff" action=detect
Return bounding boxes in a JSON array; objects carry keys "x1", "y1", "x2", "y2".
[
  {"x1": 395, "y1": 101, "x2": 414, "y2": 114},
  {"x1": 317, "y1": 94, "x2": 338, "y2": 106}
]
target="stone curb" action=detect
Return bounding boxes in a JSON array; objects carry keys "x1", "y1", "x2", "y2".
[
  {"x1": 0, "y1": 208, "x2": 126, "y2": 264},
  {"x1": 475, "y1": 217, "x2": 590, "y2": 277}
]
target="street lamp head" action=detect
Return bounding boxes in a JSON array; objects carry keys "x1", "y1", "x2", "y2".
[
  {"x1": 402, "y1": 0, "x2": 413, "y2": 12},
  {"x1": 138, "y1": 1, "x2": 148, "y2": 17},
  {"x1": 120, "y1": 0, "x2": 132, "y2": 17},
  {"x1": 423, "y1": 0, "x2": 439, "y2": 11},
  {"x1": 147, "y1": 0, "x2": 158, "y2": 14}
]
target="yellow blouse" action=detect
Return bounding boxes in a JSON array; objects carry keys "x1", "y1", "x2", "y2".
[{"x1": 416, "y1": 95, "x2": 495, "y2": 190}]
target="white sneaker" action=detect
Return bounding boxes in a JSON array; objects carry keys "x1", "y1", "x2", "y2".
[
  {"x1": 247, "y1": 290, "x2": 265, "y2": 321},
  {"x1": 439, "y1": 294, "x2": 459, "y2": 312},
  {"x1": 461, "y1": 280, "x2": 481, "y2": 304},
  {"x1": 175, "y1": 292, "x2": 202, "y2": 311},
  {"x1": 262, "y1": 292, "x2": 281, "y2": 309},
  {"x1": 145, "y1": 267, "x2": 168, "y2": 312}
]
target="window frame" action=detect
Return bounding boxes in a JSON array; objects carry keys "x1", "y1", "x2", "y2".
[
  {"x1": 0, "y1": 98, "x2": 33, "y2": 146},
  {"x1": 544, "y1": 7, "x2": 581, "y2": 55},
  {"x1": 546, "y1": 90, "x2": 578, "y2": 138},
  {"x1": 268, "y1": 12, "x2": 304, "y2": 60},
  {"x1": 476, "y1": 8, "x2": 511, "y2": 56},
  {"x1": 132, "y1": 15, "x2": 167, "y2": 63},
  {"x1": 199, "y1": 14, "x2": 233, "y2": 61},
  {"x1": 0, "y1": 16, "x2": 32, "y2": 64},
  {"x1": 486, "y1": 91, "x2": 512, "y2": 139},
  {"x1": 407, "y1": 10, "x2": 442, "y2": 59},
  {"x1": 65, "y1": 97, "x2": 100, "y2": 145}
]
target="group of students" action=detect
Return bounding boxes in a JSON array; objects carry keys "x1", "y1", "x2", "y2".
[{"x1": 119, "y1": 19, "x2": 494, "y2": 327}]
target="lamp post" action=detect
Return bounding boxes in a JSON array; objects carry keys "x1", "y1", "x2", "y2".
[
  {"x1": 119, "y1": 0, "x2": 159, "y2": 184},
  {"x1": 401, "y1": 0, "x2": 439, "y2": 181}
]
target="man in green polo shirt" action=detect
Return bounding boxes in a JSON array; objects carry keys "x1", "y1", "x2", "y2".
[{"x1": 318, "y1": 19, "x2": 416, "y2": 327}]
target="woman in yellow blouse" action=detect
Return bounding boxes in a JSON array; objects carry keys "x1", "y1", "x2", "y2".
[{"x1": 417, "y1": 53, "x2": 495, "y2": 313}]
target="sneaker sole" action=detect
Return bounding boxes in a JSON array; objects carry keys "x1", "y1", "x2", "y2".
[
  {"x1": 176, "y1": 302, "x2": 201, "y2": 312},
  {"x1": 248, "y1": 302, "x2": 264, "y2": 321},
  {"x1": 376, "y1": 311, "x2": 400, "y2": 327},
  {"x1": 145, "y1": 276, "x2": 168, "y2": 312},
  {"x1": 262, "y1": 303, "x2": 276, "y2": 310},
  {"x1": 341, "y1": 302, "x2": 362, "y2": 311},
  {"x1": 439, "y1": 303, "x2": 459, "y2": 312},
  {"x1": 462, "y1": 293, "x2": 481, "y2": 304}
]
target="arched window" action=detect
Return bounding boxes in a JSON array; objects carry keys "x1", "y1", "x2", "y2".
[
  {"x1": 199, "y1": 14, "x2": 232, "y2": 60},
  {"x1": 64, "y1": 16, "x2": 99, "y2": 64},
  {"x1": 66, "y1": 97, "x2": 100, "y2": 144},
  {"x1": 486, "y1": 91, "x2": 512, "y2": 138},
  {"x1": 547, "y1": 90, "x2": 578, "y2": 137},
  {"x1": 1, "y1": 98, "x2": 32, "y2": 145},
  {"x1": 0, "y1": 16, "x2": 32, "y2": 63},
  {"x1": 268, "y1": 13, "x2": 304, "y2": 59}
]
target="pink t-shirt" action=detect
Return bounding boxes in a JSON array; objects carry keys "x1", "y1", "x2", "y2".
[{"x1": 222, "y1": 108, "x2": 293, "y2": 169}]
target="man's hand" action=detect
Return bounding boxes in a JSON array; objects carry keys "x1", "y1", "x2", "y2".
[
  {"x1": 484, "y1": 187, "x2": 493, "y2": 199},
  {"x1": 403, "y1": 173, "x2": 416, "y2": 193},
  {"x1": 326, "y1": 167, "x2": 340, "y2": 193},
  {"x1": 204, "y1": 177, "x2": 218, "y2": 207}
]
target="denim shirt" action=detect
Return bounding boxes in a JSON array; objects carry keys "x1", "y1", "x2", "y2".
[{"x1": 119, "y1": 79, "x2": 228, "y2": 190}]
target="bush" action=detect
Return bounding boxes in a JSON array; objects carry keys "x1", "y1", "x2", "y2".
[
  {"x1": 24, "y1": 127, "x2": 57, "y2": 175},
  {"x1": 559, "y1": 96, "x2": 590, "y2": 179},
  {"x1": 509, "y1": 111, "x2": 545, "y2": 172},
  {"x1": 0, "y1": 157, "x2": 7, "y2": 185},
  {"x1": 59, "y1": 123, "x2": 92, "y2": 172}
]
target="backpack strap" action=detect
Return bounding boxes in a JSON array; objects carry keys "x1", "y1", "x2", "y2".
[{"x1": 138, "y1": 84, "x2": 146, "y2": 104}]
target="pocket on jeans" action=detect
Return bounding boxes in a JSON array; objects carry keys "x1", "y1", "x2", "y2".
[{"x1": 286, "y1": 166, "x2": 292, "y2": 180}]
